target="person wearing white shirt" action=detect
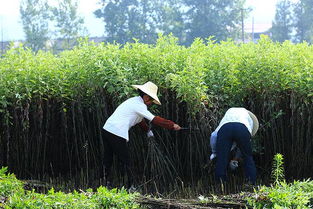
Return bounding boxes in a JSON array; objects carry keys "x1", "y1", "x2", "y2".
[
  {"x1": 102, "y1": 81, "x2": 181, "y2": 188},
  {"x1": 210, "y1": 107, "x2": 259, "y2": 184}
]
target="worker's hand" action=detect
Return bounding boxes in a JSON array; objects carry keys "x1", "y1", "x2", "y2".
[
  {"x1": 229, "y1": 160, "x2": 239, "y2": 170},
  {"x1": 173, "y1": 124, "x2": 181, "y2": 130},
  {"x1": 210, "y1": 153, "x2": 216, "y2": 161},
  {"x1": 147, "y1": 130, "x2": 154, "y2": 138}
]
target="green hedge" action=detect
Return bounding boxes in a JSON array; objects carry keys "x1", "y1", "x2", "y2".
[{"x1": 1, "y1": 35, "x2": 312, "y2": 110}]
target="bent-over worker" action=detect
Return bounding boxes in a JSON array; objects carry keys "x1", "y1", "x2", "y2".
[{"x1": 210, "y1": 107, "x2": 259, "y2": 184}]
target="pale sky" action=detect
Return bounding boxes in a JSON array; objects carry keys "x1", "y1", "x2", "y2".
[
  {"x1": 245, "y1": 0, "x2": 279, "y2": 33},
  {"x1": 0, "y1": 0, "x2": 294, "y2": 41}
]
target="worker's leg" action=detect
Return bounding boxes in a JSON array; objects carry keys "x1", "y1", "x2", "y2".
[
  {"x1": 108, "y1": 135, "x2": 133, "y2": 188},
  {"x1": 102, "y1": 130, "x2": 114, "y2": 185},
  {"x1": 215, "y1": 123, "x2": 235, "y2": 182},
  {"x1": 234, "y1": 124, "x2": 256, "y2": 184}
]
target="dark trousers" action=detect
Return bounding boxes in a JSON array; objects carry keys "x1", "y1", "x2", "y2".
[
  {"x1": 215, "y1": 122, "x2": 256, "y2": 184},
  {"x1": 102, "y1": 130, "x2": 133, "y2": 187}
]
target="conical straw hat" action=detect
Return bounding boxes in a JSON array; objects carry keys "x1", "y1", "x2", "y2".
[
  {"x1": 132, "y1": 81, "x2": 161, "y2": 105},
  {"x1": 248, "y1": 111, "x2": 259, "y2": 136}
]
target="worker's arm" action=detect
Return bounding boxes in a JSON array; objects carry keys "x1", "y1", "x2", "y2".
[
  {"x1": 151, "y1": 116, "x2": 181, "y2": 130},
  {"x1": 210, "y1": 130, "x2": 217, "y2": 160},
  {"x1": 137, "y1": 119, "x2": 149, "y2": 132}
]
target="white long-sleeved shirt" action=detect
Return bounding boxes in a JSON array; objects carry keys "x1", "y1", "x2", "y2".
[
  {"x1": 103, "y1": 96, "x2": 155, "y2": 141},
  {"x1": 215, "y1": 107, "x2": 254, "y2": 134}
]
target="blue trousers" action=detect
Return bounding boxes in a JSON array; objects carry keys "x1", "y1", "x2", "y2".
[{"x1": 215, "y1": 122, "x2": 256, "y2": 184}]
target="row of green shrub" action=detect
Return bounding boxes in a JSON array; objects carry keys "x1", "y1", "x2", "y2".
[
  {"x1": 0, "y1": 167, "x2": 139, "y2": 209},
  {"x1": 1, "y1": 35, "x2": 312, "y2": 111}
]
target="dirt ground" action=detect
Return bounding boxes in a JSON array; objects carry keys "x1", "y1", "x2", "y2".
[{"x1": 137, "y1": 192, "x2": 254, "y2": 209}]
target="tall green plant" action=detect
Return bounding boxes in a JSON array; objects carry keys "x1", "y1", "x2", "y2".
[{"x1": 271, "y1": 153, "x2": 285, "y2": 185}]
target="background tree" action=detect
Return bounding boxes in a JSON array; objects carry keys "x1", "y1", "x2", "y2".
[
  {"x1": 270, "y1": 0, "x2": 294, "y2": 42},
  {"x1": 127, "y1": 0, "x2": 160, "y2": 43},
  {"x1": 94, "y1": 0, "x2": 247, "y2": 45},
  {"x1": 156, "y1": 0, "x2": 185, "y2": 43},
  {"x1": 20, "y1": 0, "x2": 51, "y2": 52},
  {"x1": 293, "y1": 0, "x2": 313, "y2": 43},
  {"x1": 182, "y1": 0, "x2": 246, "y2": 45},
  {"x1": 94, "y1": 0, "x2": 163, "y2": 44},
  {"x1": 52, "y1": 0, "x2": 87, "y2": 50}
]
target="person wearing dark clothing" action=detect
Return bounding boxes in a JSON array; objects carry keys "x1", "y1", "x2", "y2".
[{"x1": 210, "y1": 107, "x2": 259, "y2": 184}]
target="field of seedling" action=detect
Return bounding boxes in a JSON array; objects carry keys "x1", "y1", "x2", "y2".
[{"x1": 0, "y1": 35, "x2": 312, "y2": 208}]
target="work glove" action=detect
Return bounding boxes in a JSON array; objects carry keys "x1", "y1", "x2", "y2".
[
  {"x1": 147, "y1": 130, "x2": 154, "y2": 138},
  {"x1": 210, "y1": 153, "x2": 216, "y2": 161},
  {"x1": 229, "y1": 160, "x2": 239, "y2": 170}
]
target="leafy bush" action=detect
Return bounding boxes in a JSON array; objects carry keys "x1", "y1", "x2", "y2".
[
  {"x1": 249, "y1": 180, "x2": 313, "y2": 209},
  {"x1": 0, "y1": 167, "x2": 24, "y2": 197},
  {"x1": 248, "y1": 154, "x2": 313, "y2": 208},
  {"x1": 8, "y1": 187, "x2": 140, "y2": 209},
  {"x1": 0, "y1": 167, "x2": 140, "y2": 209}
]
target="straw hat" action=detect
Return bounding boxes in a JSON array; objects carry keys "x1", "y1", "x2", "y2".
[
  {"x1": 247, "y1": 111, "x2": 259, "y2": 136},
  {"x1": 132, "y1": 81, "x2": 161, "y2": 105}
]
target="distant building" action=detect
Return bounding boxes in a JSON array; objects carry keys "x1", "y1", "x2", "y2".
[
  {"x1": 51, "y1": 36, "x2": 106, "y2": 53},
  {"x1": 245, "y1": 23, "x2": 272, "y2": 43},
  {"x1": 0, "y1": 40, "x2": 24, "y2": 56}
]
